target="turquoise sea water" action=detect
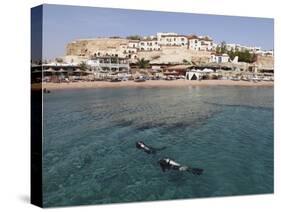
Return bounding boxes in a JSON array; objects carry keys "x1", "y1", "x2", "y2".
[{"x1": 43, "y1": 86, "x2": 273, "y2": 207}]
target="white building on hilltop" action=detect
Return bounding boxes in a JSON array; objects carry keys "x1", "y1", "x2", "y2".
[
  {"x1": 156, "y1": 32, "x2": 177, "y2": 40},
  {"x1": 198, "y1": 36, "x2": 214, "y2": 51},
  {"x1": 138, "y1": 38, "x2": 160, "y2": 51},
  {"x1": 125, "y1": 40, "x2": 139, "y2": 54},
  {"x1": 158, "y1": 34, "x2": 188, "y2": 46},
  {"x1": 187, "y1": 35, "x2": 214, "y2": 51},
  {"x1": 187, "y1": 35, "x2": 201, "y2": 51},
  {"x1": 127, "y1": 40, "x2": 139, "y2": 49}
]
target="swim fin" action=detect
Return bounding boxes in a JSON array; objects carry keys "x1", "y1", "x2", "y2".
[{"x1": 190, "y1": 168, "x2": 204, "y2": 175}]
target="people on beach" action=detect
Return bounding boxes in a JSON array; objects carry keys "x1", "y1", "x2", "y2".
[{"x1": 43, "y1": 88, "x2": 51, "y2": 93}]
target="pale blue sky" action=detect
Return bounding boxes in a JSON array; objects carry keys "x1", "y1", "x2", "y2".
[{"x1": 39, "y1": 4, "x2": 274, "y2": 60}]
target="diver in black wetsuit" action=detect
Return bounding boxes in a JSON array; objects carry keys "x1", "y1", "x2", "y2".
[
  {"x1": 136, "y1": 141, "x2": 166, "y2": 154},
  {"x1": 158, "y1": 158, "x2": 203, "y2": 175}
]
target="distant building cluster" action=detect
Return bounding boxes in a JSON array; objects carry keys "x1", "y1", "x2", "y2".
[
  {"x1": 133, "y1": 32, "x2": 214, "y2": 52},
  {"x1": 65, "y1": 32, "x2": 273, "y2": 64},
  {"x1": 224, "y1": 43, "x2": 274, "y2": 56},
  {"x1": 123, "y1": 32, "x2": 215, "y2": 54}
]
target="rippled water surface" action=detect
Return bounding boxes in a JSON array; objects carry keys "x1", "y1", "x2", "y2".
[{"x1": 43, "y1": 86, "x2": 273, "y2": 207}]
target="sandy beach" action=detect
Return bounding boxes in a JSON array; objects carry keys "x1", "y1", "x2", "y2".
[{"x1": 40, "y1": 80, "x2": 273, "y2": 90}]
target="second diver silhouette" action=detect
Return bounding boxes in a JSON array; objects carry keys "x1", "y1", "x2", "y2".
[{"x1": 158, "y1": 158, "x2": 203, "y2": 175}]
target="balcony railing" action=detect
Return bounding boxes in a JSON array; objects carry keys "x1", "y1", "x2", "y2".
[{"x1": 99, "y1": 63, "x2": 130, "y2": 68}]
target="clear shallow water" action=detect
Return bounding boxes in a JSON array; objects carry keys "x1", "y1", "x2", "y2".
[{"x1": 43, "y1": 86, "x2": 273, "y2": 207}]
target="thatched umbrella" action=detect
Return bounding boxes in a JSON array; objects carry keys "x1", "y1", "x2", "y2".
[
  {"x1": 57, "y1": 68, "x2": 67, "y2": 73},
  {"x1": 32, "y1": 69, "x2": 42, "y2": 74},
  {"x1": 42, "y1": 68, "x2": 56, "y2": 82},
  {"x1": 73, "y1": 68, "x2": 86, "y2": 80},
  {"x1": 43, "y1": 68, "x2": 55, "y2": 78},
  {"x1": 43, "y1": 68, "x2": 55, "y2": 73},
  {"x1": 84, "y1": 70, "x2": 93, "y2": 75},
  {"x1": 73, "y1": 68, "x2": 83, "y2": 74}
]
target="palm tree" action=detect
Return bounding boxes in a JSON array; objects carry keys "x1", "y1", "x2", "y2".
[
  {"x1": 78, "y1": 61, "x2": 88, "y2": 79},
  {"x1": 126, "y1": 35, "x2": 142, "y2": 40},
  {"x1": 55, "y1": 58, "x2": 63, "y2": 63},
  {"x1": 136, "y1": 58, "x2": 150, "y2": 69},
  {"x1": 182, "y1": 59, "x2": 191, "y2": 65},
  {"x1": 78, "y1": 61, "x2": 88, "y2": 71}
]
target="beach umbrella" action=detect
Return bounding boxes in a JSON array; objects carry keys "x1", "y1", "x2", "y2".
[
  {"x1": 44, "y1": 68, "x2": 55, "y2": 73},
  {"x1": 57, "y1": 68, "x2": 67, "y2": 73},
  {"x1": 73, "y1": 68, "x2": 83, "y2": 73},
  {"x1": 32, "y1": 69, "x2": 42, "y2": 74},
  {"x1": 84, "y1": 70, "x2": 93, "y2": 74}
]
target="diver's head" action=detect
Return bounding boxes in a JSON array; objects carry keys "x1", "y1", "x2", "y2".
[
  {"x1": 158, "y1": 158, "x2": 168, "y2": 166},
  {"x1": 136, "y1": 141, "x2": 143, "y2": 149}
]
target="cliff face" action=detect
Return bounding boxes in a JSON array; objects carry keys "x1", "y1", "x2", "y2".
[
  {"x1": 254, "y1": 55, "x2": 274, "y2": 70},
  {"x1": 66, "y1": 38, "x2": 128, "y2": 56}
]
